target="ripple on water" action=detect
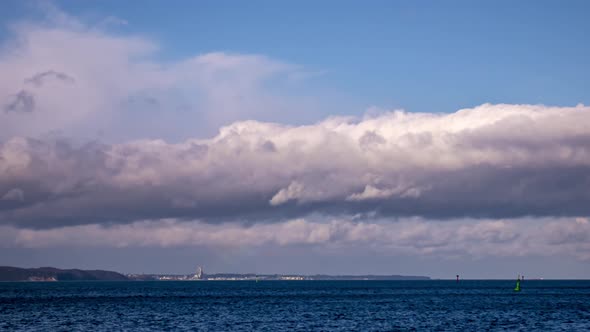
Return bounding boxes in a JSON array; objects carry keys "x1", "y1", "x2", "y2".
[{"x1": 1, "y1": 280, "x2": 589, "y2": 331}]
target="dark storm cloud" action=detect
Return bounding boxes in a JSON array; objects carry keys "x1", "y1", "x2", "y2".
[
  {"x1": 1, "y1": 104, "x2": 590, "y2": 229},
  {"x1": 24, "y1": 70, "x2": 75, "y2": 87},
  {"x1": 4, "y1": 90, "x2": 35, "y2": 113}
]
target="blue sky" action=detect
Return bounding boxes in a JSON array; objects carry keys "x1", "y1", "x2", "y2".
[
  {"x1": 61, "y1": 0, "x2": 590, "y2": 111},
  {"x1": 1, "y1": 1, "x2": 589, "y2": 278},
  {"x1": 3, "y1": 0, "x2": 589, "y2": 116}
]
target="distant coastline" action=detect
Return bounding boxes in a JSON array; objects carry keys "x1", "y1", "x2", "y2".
[
  {"x1": 127, "y1": 273, "x2": 430, "y2": 281},
  {"x1": 0, "y1": 266, "x2": 128, "y2": 282},
  {"x1": 0, "y1": 266, "x2": 430, "y2": 281}
]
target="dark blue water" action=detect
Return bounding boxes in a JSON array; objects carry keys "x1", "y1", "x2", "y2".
[{"x1": 1, "y1": 280, "x2": 589, "y2": 331}]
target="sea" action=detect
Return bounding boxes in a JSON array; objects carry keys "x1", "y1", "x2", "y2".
[{"x1": 1, "y1": 280, "x2": 589, "y2": 331}]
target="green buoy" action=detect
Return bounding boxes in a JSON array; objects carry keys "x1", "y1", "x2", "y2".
[{"x1": 514, "y1": 275, "x2": 521, "y2": 292}]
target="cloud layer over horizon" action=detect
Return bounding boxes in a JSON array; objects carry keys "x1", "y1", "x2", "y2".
[
  {"x1": 1, "y1": 5, "x2": 590, "y2": 274},
  {"x1": 1, "y1": 103, "x2": 590, "y2": 228},
  {"x1": 1, "y1": 216, "x2": 589, "y2": 262}
]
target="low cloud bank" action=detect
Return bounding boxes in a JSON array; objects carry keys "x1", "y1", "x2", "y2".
[{"x1": 1, "y1": 217, "x2": 589, "y2": 261}]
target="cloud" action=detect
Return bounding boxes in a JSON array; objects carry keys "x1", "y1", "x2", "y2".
[
  {"x1": 97, "y1": 16, "x2": 129, "y2": 28},
  {"x1": 346, "y1": 184, "x2": 422, "y2": 201},
  {"x1": 270, "y1": 181, "x2": 305, "y2": 206},
  {"x1": 0, "y1": 6, "x2": 589, "y2": 231},
  {"x1": 0, "y1": 103, "x2": 589, "y2": 228},
  {"x1": 1, "y1": 188, "x2": 24, "y2": 201},
  {"x1": 4, "y1": 90, "x2": 35, "y2": 113},
  {"x1": 1, "y1": 216, "x2": 589, "y2": 261},
  {"x1": 0, "y1": 7, "x2": 320, "y2": 141},
  {"x1": 24, "y1": 70, "x2": 75, "y2": 87}
]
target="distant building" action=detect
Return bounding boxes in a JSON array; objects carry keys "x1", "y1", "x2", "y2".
[
  {"x1": 193, "y1": 266, "x2": 203, "y2": 280},
  {"x1": 280, "y1": 275, "x2": 305, "y2": 280}
]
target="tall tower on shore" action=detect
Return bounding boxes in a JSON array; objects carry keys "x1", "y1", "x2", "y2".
[{"x1": 194, "y1": 266, "x2": 203, "y2": 280}]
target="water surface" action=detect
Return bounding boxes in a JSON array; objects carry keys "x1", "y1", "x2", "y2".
[{"x1": 1, "y1": 280, "x2": 589, "y2": 331}]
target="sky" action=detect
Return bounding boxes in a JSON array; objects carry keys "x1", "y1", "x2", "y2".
[{"x1": 0, "y1": 0, "x2": 589, "y2": 279}]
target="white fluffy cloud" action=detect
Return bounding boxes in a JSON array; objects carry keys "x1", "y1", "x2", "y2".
[
  {"x1": 1, "y1": 103, "x2": 589, "y2": 227},
  {"x1": 0, "y1": 6, "x2": 315, "y2": 141}
]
